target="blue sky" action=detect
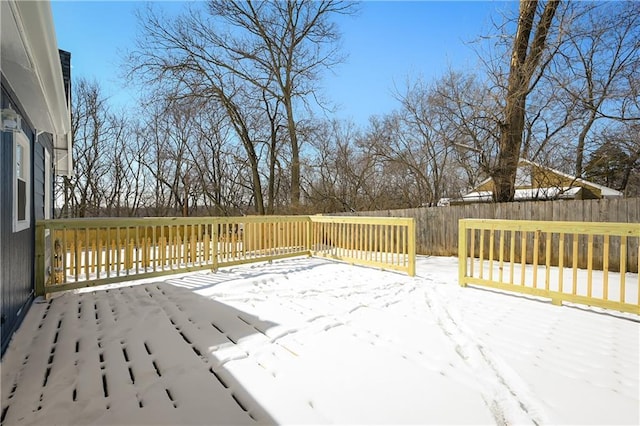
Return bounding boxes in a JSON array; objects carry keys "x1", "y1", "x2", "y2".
[{"x1": 51, "y1": 1, "x2": 514, "y2": 127}]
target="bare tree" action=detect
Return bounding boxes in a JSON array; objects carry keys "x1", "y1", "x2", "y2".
[
  {"x1": 205, "y1": 0, "x2": 356, "y2": 208},
  {"x1": 551, "y1": 1, "x2": 640, "y2": 177},
  {"x1": 102, "y1": 114, "x2": 146, "y2": 216},
  {"x1": 305, "y1": 119, "x2": 391, "y2": 212},
  {"x1": 58, "y1": 79, "x2": 118, "y2": 217},
  {"x1": 429, "y1": 71, "x2": 501, "y2": 192},
  {"x1": 128, "y1": 6, "x2": 269, "y2": 213},
  {"x1": 493, "y1": 0, "x2": 561, "y2": 202},
  {"x1": 584, "y1": 123, "x2": 640, "y2": 197},
  {"x1": 188, "y1": 109, "x2": 238, "y2": 215},
  {"x1": 371, "y1": 91, "x2": 450, "y2": 206},
  {"x1": 126, "y1": 1, "x2": 354, "y2": 212}
]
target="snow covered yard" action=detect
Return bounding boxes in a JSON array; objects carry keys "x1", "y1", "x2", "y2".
[{"x1": 1, "y1": 255, "x2": 638, "y2": 425}]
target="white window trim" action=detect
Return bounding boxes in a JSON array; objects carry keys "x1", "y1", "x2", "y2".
[{"x1": 13, "y1": 130, "x2": 31, "y2": 232}]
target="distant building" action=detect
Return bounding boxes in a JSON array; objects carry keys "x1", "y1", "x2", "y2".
[
  {"x1": 1, "y1": 0, "x2": 72, "y2": 355},
  {"x1": 450, "y1": 159, "x2": 623, "y2": 205}
]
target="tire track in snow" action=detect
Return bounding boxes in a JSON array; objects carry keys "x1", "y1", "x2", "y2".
[{"x1": 424, "y1": 286, "x2": 548, "y2": 426}]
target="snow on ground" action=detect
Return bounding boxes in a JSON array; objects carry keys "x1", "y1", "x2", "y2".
[{"x1": 1, "y1": 256, "x2": 638, "y2": 425}]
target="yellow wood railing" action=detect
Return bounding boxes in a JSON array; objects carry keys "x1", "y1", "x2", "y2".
[
  {"x1": 458, "y1": 219, "x2": 640, "y2": 314},
  {"x1": 310, "y1": 216, "x2": 416, "y2": 276},
  {"x1": 36, "y1": 215, "x2": 416, "y2": 295}
]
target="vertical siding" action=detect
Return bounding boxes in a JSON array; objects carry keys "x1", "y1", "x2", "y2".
[
  {"x1": 35, "y1": 133, "x2": 54, "y2": 287},
  {"x1": 1, "y1": 84, "x2": 36, "y2": 357},
  {"x1": 34, "y1": 133, "x2": 53, "y2": 221},
  {"x1": 33, "y1": 136, "x2": 45, "y2": 220}
]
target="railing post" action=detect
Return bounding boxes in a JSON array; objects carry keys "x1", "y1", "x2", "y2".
[
  {"x1": 35, "y1": 222, "x2": 46, "y2": 296},
  {"x1": 458, "y1": 219, "x2": 467, "y2": 287},
  {"x1": 407, "y1": 218, "x2": 416, "y2": 277}
]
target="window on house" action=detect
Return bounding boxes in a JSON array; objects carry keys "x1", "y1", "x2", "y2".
[{"x1": 14, "y1": 130, "x2": 30, "y2": 232}]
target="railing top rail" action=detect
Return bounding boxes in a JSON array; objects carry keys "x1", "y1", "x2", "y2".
[
  {"x1": 38, "y1": 215, "x2": 416, "y2": 229},
  {"x1": 37, "y1": 215, "x2": 312, "y2": 228},
  {"x1": 459, "y1": 218, "x2": 640, "y2": 237},
  {"x1": 311, "y1": 216, "x2": 415, "y2": 226}
]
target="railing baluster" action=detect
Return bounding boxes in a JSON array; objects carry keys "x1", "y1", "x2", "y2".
[
  {"x1": 212, "y1": 222, "x2": 219, "y2": 271},
  {"x1": 469, "y1": 228, "x2": 475, "y2": 278},
  {"x1": 135, "y1": 226, "x2": 140, "y2": 275},
  {"x1": 489, "y1": 228, "x2": 495, "y2": 282},
  {"x1": 367, "y1": 224, "x2": 372, "y2": 261},
  {"x1": 384, "y1": 225, "x2": 389, "y2": 265},
  {"x1": 558, "y1": 232, "x2": 565, "y2": 293},
  {"x1": 152, "y1": 225, "x2": 157, "y2": 271},
  {"x1": 572, "y1": 234, "x2": 578, "y2": 295},
  {"x1": 587, "y1": 234, "x2": 594, "y2": 298},
  {"x1": 83, "y1": 228, "x2": 89, "y2": 280},
  {"x1": 73, "y1": 228, "x2": 79, "y2": 281},
  {"x1": 603, "y1": 234, "x2": 609, "y2": 300},
  {"x1": 395, "y1": 225, "x2": 400, "y2": 267},
  {"x1": 377, "y1": 225, "x2": 383, "y2": 263},
  {"x1": 183, "y1": 224, "x2": 189, "y2": 265},
  {"x1": 105, "y1": 229, "x2": 111, "y2": 278},
  {"x1": 97, "y1": 238, "x2": 103, "y2": 279},
  {"x1": 520, "y1": 231, "x2": 527, "y2": 286},
  {"x1": 532, "y1": 230, "x2": 539, "y2": 289},
  {"x1": 204, "y1": 230, "x2": 210, "y2": 264},
  {"x1": 545, "y1": 231, "x2": 551, "y2": 291},
  {"x1": 509, "y1": 230, "x2": 515, "y2": 285},
  {"x1": 125, "y1": 228, "x2": 131, "y2": 272},
  {"x1": 190, "y1": 224, "x2": 196, "y2": 264},
  {"x1": 498, "y1": 230, "x2": 505, "y2": 283},
  {"x1": 479, "y1": 229, "x2": 485, "y2": 280},
  {"x1": 116, "y1": 228, "x2": 121, "y2": 276}
]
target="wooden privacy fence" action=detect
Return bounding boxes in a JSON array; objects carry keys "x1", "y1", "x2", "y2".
[
  {"x1": 36, "y1": 215, "x2": 416, "y2": 295},
  {"x1": 458, "y1": 219, "x2": 640, "y2": 314}
]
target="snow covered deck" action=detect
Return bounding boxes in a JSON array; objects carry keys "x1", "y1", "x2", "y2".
[{"x1": 2, "y1": 256, "x2": 638, "y2": 425}]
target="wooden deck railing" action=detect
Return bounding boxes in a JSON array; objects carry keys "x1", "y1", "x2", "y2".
[
  {"x1": 310, "y1": 216, "x2": 416, "y2": 276},
  {"x1": 36, "y1": 215, "x2": 416, "y2": 295},
  {"x1": 458, "y1": 219, "x2": 640, "y2": 314}
]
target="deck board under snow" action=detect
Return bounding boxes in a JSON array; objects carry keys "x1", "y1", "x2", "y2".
[{"x1": 1, "y1": 256, "x2": 638, "y2": 425}]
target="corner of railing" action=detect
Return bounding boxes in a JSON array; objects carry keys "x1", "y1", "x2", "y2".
[
  {"x1": 35, "y1": 221, "x2": 46, "y2": 296},
  {"x1": 458, "y1": 219, "x2": 467, "y2": 287}
]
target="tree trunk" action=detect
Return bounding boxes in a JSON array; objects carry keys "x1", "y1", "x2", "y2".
[
  {"x1": 493, "y1": 0, "x2": 560, "y2": 202},
  {"x1": 285, "y1": 96, "x2": 300, "y2": 208}
]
